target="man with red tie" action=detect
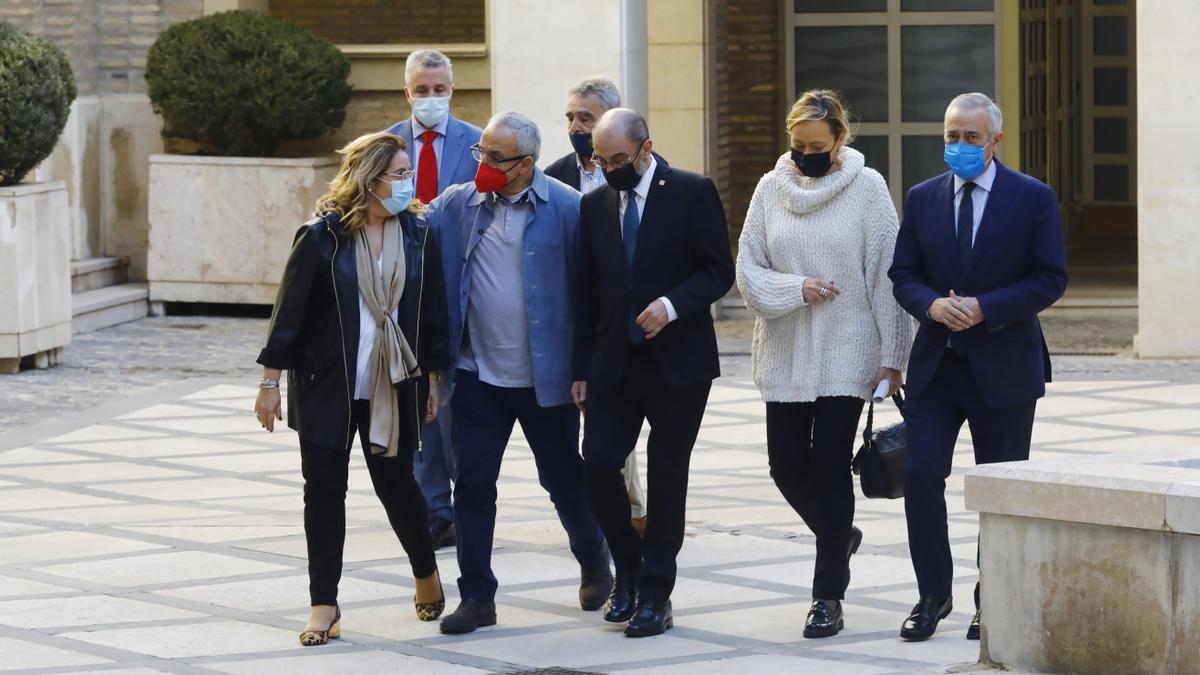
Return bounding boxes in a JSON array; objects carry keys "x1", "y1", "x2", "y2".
[{"x1": 385, "y1": 48, "x2": 482, "y2": 551}]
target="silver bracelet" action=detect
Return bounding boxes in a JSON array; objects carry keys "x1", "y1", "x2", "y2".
[{"x1": 259, "y1": 377, "x2": 280, "y2": 389}]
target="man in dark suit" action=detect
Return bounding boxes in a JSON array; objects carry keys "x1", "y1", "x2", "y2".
[
  {"x1": 383, "y1": 48, "x2": 483, "y2": 550},
  {"x1": 574, "y1": 108, "x2": 734, "y2": 637},
  {"x1": 889, "y1": 92, "x2": 1068, "y2": 642},
  {"x1": 545, "y1": 77, "x2": 650, "y2": 538}
]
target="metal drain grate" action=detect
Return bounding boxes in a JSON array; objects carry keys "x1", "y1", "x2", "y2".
[
  {"x1": 1049, "y1": 350, "x2": 1118, "y2": 357},
  {"x1": 504, "y1": 669, "x2": 602, "y2": 675}
]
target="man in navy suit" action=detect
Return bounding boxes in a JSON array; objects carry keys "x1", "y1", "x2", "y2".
[
  {"x1": 575, "y1": 108, "x2": 734, "y2": 637},
  {"x1": 384, "y1": 48, "x2": 483, "y2": 551},
  {"x1": 889, "y1": 92, "x2": 1067, "y2": 642}
]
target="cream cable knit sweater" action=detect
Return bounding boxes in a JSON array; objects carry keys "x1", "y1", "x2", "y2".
[{"x1": 736, "y1": 147, "x2": 913, "y2": 403}]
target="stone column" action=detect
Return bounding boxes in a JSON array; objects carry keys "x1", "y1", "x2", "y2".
[
  {"x1": 647, "y1": 0, "x2": 708, "y2": 173},
  {"x1": 487, "y1": 0, "x2": 648, "y2": 165},
  {"x1": 1134, "y1": 3, "x2": 1200, "y2": 358}
]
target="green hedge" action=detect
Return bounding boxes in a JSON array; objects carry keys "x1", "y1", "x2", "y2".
[
  {"x1": 0, "y1": 22, "x2": 77, "y2": 187},
  {"x1": 145, "y1": 11, "x2": 352, "y2": 157}
]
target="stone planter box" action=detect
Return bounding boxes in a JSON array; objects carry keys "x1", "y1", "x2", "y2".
[
  {"x1": 147, "y1": 154, "x2": 339, "y2": 307},
  {"x1": 966, "y1": 451, "x2": 1200, "y2": 674},
  {"x1": 0, "y1": 182, "x2": 72, "y2": 374}
]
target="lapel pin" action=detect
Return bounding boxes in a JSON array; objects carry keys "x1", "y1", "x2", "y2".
[{"x1": 658, "y1": 180, "x2": 665, "y2": 186}]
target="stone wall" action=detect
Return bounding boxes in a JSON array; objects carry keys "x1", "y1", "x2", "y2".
[
  {"x1": 267, "y1": 0, "x2": 484, "y2": 45},
  {"x1": 0, "y1": 0, "x2": 204, "y2": 96},
  {"x1": 711, "y1": 0, "x2": 785, "y2": 247}
]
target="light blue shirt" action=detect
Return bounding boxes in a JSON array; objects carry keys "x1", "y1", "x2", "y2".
[
  {"x1": 953, "y1": 158, "x2": 997, "y2": 246},
  {"x1": 457, "y1": 188, "x2": 535, "y2": 388}
]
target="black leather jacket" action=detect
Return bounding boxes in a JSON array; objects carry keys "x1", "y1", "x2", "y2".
[{"x1": 257, "y1": 210, "x2": 450, "y2": 450}]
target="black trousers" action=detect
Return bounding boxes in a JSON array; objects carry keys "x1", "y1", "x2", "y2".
[
  {"x1": 766, "y1": 396, "x2": 865, "y2": 600},
  {"x1": 300, "y1": 399, "x2": 438, "y2": 606},
  {"x1": 904, "y1": 350, "x2": 1036, "y2": 605},
  {"x1": 582, "y1": 344, "x2": 711, "y2": 604}
]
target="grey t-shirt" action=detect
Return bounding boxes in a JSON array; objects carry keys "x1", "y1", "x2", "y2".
[{"x1": 457, "y1": 190, "x2": 535, "y2": 388}]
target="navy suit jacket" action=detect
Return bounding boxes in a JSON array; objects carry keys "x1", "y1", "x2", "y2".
[
  {"x1": 574, "y1": 158, "x2": 734, "y2": 392},
  {"x1": 889, "y1": 161, "x2": 1068, "y2": 409},
  {"x1": 384, "y1": 114, "x2": 482, "y2": 196}
]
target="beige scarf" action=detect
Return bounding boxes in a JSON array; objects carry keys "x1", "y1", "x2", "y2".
[{"x1": 355, "y1": 218, "x2": 421, "y2": 457}]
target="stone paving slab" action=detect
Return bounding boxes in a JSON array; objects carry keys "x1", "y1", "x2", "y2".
[{"x1": 2, "y1": 366, "x2": 1197, "y2": 673}]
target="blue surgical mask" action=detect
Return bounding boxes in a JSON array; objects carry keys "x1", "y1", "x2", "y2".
[
  {"x1": 376, "y1": 178, "x2": 414, "y2": 215},
  {"x1": 412, "y1": 96, "x2": 450, "y2": 128},
  {"x1": 943, "y1": 142, "x2": 988, "y2": 180}
]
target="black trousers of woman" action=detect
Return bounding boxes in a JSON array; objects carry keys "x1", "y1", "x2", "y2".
[
  {"x1": 300, "y1": 399, "x2": 438, "y2": 606},
  {"x1": 766, "y1": 396, "x2": 865, "y2": 600}
]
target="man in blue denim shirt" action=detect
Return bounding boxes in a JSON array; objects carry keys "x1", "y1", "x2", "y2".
[{"x1": 424, "y1": 112, "x2": 611, "y2": 634}]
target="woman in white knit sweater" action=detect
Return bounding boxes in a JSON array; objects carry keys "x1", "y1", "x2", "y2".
[{"x1": 736, "y1": 90, "x2": 913, "y2": 639}]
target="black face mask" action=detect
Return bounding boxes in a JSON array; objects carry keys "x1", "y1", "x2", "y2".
[
  {"x1": 791, "y1": 149, "x2": 833, "y2": 177},
  {"x1": 602, "y1": 147, "x2": 644, "y2": 191},
  {"x1": 569, "y1": 132, "x2": 594, "y2": 161}
]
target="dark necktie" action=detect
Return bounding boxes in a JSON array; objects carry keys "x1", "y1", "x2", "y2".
[
  {"x1": 623, "y1": 191, "x2": 644, "y2": 344},
  {"x1": 957, "y1": 182, "x2": 976, "y2": 263}
]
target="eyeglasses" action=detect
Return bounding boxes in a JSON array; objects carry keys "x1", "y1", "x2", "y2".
[
  {"x1": 470, "y1": 144, "x2": 529, "y2": 165},
  {"x1": 377, "y1": 170, "x2": 414, "y2": 181},
  {"x1": 590, "y1": 142, "x2": 647, "y2": 171}
]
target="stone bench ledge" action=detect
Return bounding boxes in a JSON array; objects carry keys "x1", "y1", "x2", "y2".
[{"x1": 965, "y1": 449, "x2": 1200, "y2": 535}]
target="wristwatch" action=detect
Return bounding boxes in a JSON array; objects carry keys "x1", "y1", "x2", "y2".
[{"x1": 428, "y1": 371, "x2": 443, "y2": 382}]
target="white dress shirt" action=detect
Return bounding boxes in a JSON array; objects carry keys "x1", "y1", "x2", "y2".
[
  {"x1": 411, "y1": 114, "x2": 450, "y2": 189},
  {"x1": 617, "y1": 155, "x2": 677, "y2": 322},
  {"x1": 953, "y1": 158, "x2": 996, "y2": 245}
]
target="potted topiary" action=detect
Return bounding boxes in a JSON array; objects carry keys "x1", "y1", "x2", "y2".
[
  {"x1": 145, "y1": 10, "x2": 352, "y2": 309},
  {"x1": 0, "y1": 22, "x2": 77, "y2": 373}
]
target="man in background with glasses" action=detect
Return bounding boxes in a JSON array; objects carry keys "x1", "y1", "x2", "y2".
[
  {"x1": 424, "y1": 112, "x2": 612, "y2": 635},
  {"x1": 574, "y1": 108, "x2": 734, "y2": 637}
]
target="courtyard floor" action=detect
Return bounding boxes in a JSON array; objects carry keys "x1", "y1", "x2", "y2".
[{"x1": 1, "y1": 315, "x2": 1198, "y2": 673}]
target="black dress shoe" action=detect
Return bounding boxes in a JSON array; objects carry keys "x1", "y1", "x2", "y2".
[
  {"x1": 900, "y1": 596, "x2": 953, "y2": 641},
  {"x1": 439, "y1": 598, "x2": 496, "y2": 634},
  {"x1": 624, "y1": 599, "x2": 672, "y2": 637},
  {"x1": 603, "y1": 574, "x2": 637, "y2": 623},
  {"x1": 803, "y1": 600, "x2": 844, "y2": 638},
  {"x1": 430, "y1": 518, "x2": 456, "y2": 551},
  {"x1": 967, "y1": 610, "x2": 980, "y2": 640},
  {"x1": 579, "y1": 556, "x2": 614, "y2": 612}
]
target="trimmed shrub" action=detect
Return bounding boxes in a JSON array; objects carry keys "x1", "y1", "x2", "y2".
[
  {"x1": 145, "y1": 11, "x2": 352, "y2": 157},
  {"x1": 0, "y1": 23, "x2": 77, "y2": 187}
]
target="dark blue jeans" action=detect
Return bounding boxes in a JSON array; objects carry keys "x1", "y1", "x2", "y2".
[{"x1": 451, "y1": 369, "x2": 606, "y2": 602}]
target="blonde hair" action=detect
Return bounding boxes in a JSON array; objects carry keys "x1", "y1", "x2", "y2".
[
  {"x1": 785, "y1": 89, "x2": 854, "y2": 144},
  {"x1": 315, "y1": 132, "x2": 421, "y2": 233}
]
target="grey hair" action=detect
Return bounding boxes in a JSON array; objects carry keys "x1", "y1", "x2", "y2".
[
  {"x1": 405, "y1": 49, "x2": 454, "y2": 85},
  {"x1": 488, "y1": 111, "x2": 542, "y2": 162},
  {"x1": 568, "y1": 77, "x2": 621, "y2": 111},
  {"x1": 595, "y1": 108, "x2": 649, "y2": 145},
  {"x1": 946, "y1": 92, "x2": 1003, "y2": 136}
]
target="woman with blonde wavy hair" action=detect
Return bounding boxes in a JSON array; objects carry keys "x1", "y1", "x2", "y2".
[{"x1": 254, "y1": 131, "x2": 451, "y2": 645}]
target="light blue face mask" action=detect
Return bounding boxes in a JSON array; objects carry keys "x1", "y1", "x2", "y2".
[
  {"x1": 943, "y1": 142, "x2": 989, "y2": 180},
  {"x1": 412, "y1": 95, "x2": 450, "y2": 128},
  {"x1": 377, "y1": 177, "x2": 415, "y2": 215}
]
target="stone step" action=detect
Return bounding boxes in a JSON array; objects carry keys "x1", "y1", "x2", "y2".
[
  {"x1": 72, "y1": 282, "x2": 149, "y2": 334},
  {"x1": 71, "y1": 256, "x2": 129, "y2": 294}
]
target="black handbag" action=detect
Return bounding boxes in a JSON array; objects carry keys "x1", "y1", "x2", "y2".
[{"x1": 852, "y1": 391, "x2": 907, "y2": 499}]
